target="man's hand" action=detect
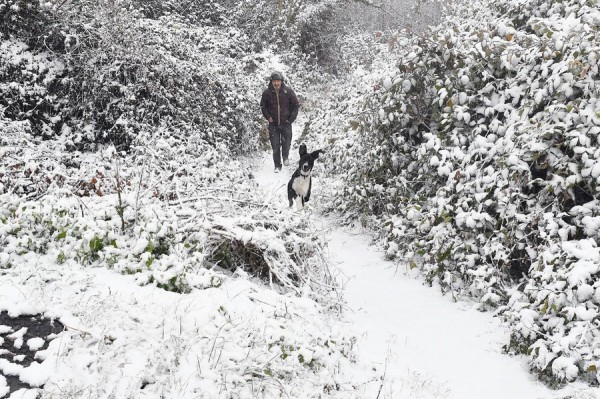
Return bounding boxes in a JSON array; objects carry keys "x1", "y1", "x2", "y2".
[{"x1": 268, "y1": 117, "x2": 273, "y2": 123}]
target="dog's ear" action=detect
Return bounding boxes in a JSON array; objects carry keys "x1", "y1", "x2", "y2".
[
  {"x1": 311, "y1": 149, "x2": 324, "y2": 160},
  {"x1": 299, "y1": 144, "x2": 307, "y2": 156}
]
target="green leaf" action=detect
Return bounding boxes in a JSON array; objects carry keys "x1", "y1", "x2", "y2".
[
  {"x1": 107, "y1": 255, "x2": 118, "y2": 267},
  {"x1": 145, "y1": 241, "x2": 155, "y2": 254},
  {"x1": 56, "y1": 251, "x2": 66, "y2": 265},
  {"x1": 409, "y1": 260, "x2": 417, "y2": 270},
  {"x1": 89, "y1": 236, "x2": 103, "y2": 253},
  {"x1": 56, "y1": 230, "x2": 67, "y2": 241},
  {"x1": 437, "y1": 244, "x2": 453, "y2": 263},
  {"x1": 540, "y1": 300, "x2": 548, "y2": 315}
]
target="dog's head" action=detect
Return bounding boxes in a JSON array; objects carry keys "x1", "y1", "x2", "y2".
[{"x1": 298, "y1": 144, "x2": 323, "y2": 175}]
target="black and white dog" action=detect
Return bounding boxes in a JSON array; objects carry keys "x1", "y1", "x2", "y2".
[{"x1": 287, "y1": 144, "x2": 323, "y2": 209}]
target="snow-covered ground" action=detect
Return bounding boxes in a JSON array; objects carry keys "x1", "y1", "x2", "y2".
[
  {"x1": 0, "y1": 242, "x2": 355, "y2": 398},
  {"x1": 253, "y1": 131, "x2": 600, "y2": 399}
]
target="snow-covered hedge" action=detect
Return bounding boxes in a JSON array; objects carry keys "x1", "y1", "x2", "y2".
[
  {"x1": 0, "y1": 0, "x2": 363, "y2": 157},
  {"x1": 319, "y1": 0, "x2": 600, "y2": 387},
  {"x1": 0, "y1": 0, "x2": 352, "y2": 152},
  {"x1": 0, "y1": 0, "x2": 260, "y2": 152}
]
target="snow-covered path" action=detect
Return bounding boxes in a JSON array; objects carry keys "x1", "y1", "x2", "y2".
[
  {"x1": 328, "y1": 228, "x2": 559, "y2": 399},
  {"x1": 253, "y1": 142, "x2": 600, "y2": 399}
]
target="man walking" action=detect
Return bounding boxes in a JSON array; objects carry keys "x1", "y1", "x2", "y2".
[{"x1": 260, "y1": 72, "x2": 300, "y2": 172}]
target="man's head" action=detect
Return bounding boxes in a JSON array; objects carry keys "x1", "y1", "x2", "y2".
[{"x1": 270, "y1": 72, "x2": 283, "y2": 90}]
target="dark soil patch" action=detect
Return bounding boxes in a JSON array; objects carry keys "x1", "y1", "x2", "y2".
[{"x1": 0, "y1": 311, "x2": 64, "y2": 397}]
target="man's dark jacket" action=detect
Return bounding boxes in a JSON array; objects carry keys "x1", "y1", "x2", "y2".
[{"x1": 260, "y1": 82, "x2": 299, "y2": 126}]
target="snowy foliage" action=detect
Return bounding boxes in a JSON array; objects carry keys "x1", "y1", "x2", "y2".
[
  {"x1": 0, "y1": 126, "x2": 366, "y2": 398},
  {"x1": 4, "y1": 0, "x2": 600, "y2": 392},
  {"x1": 0, "y1": 102, "x2": 369, "y2": 398},
  {"x1": 0, "y1": 123, "x2": 339, "y2": 300},
  {"x1": 0, "y1": 0, "x2": 263, "y2": 152},
  {"x1": 0, "y1": 0, "x2": 379, "y2": 396},
  {"x1": 0, "y1": 0, "x2": 350, "y2": 151},
  {"x1": 319, "y1": 0, "x2": 600, "y2": 387}
]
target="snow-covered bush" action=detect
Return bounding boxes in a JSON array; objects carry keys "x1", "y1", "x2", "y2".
[
  {"x1": 319, "y1": 0, "x2": 600, "y2": 386},
  {"x1": 0, "y1": 130, "x2": 337, "y2": 302},
  {"x1": 0, "y1": 0, "x2": 52, "y2": 44},
  {"x1": 338, "y1": 0, "x2": 444, "y2": 33},
  {"x1": 61, "y1": 14, "x2": 256, "y2": 151},
  {"x1": 128, "y1": 0, "x2": 227, "y2": 24},
  {"x1": 0, "y1": 192, "x2": 334, "y2": 297},
  {"x1": 1, "y1": 0, "x2": 259, "y2": 152},
  {"x1": 224, "y1": 0, "x2": 349, "y2": 72}
]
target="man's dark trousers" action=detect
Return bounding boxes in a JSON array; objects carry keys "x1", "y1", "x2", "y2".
[{"x1": 269, "y1": 123, "x2": 292, "y2": 168}]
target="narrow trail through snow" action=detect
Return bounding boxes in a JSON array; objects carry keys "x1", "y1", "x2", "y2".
[
  {"x1": 252, "y1": 135, "x2": 596, "y2": 399},
  {"x1": 328, "y1": 228, "x2": 557, "y2": 399}
]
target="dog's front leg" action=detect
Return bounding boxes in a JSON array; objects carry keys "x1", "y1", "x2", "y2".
[
  {"x1": 305, "y1": 179, "x2": 312, "y2": 203},
  {"x1": 295, "y1": 196, "x2": 304, "y2": 210}
]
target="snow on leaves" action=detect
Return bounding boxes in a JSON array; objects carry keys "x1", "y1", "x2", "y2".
[
  {"x1": 0, "y1": 0, "x2": 259, "y2": 153},
  {"x1": 320, "y1": 0, "x2": 600, "y2": 387}
]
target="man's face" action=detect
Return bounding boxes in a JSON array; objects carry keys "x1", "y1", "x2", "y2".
[{"x1": 272, "y1": 79, "x2": 282, "y2": 90}]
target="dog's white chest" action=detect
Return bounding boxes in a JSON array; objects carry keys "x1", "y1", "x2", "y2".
[{"x1": 292, "y1": 174, "x2": 311, "y2": 197}]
